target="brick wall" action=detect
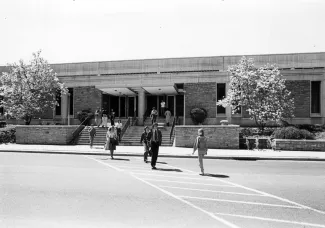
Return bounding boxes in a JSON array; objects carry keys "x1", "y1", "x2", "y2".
[
  {"x1": 184, "y1": 83, "x2": 216, "y2": 121},
  {"x1": 16, "y1": 126, "x2": 76, "y2": 144},
  {"x1": 275, "y1": 139, "x2": 325, "y2": 151},
  {"x1": 74, "y1": 86, "x2": 102, "y2": 117},
  {"x1": 175, "y1": 125, "x2": 240, "y2": 149},
  {"x1": 285, "y1": 80, "x2": 310, "y2": 118}
]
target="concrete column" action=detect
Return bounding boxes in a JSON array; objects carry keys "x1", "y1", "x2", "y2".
[
  {"x1": 322, "y1": 80, "x2": 325, "y2": 124},
  {"x1": 61, "y1": 94, "x2": 68, "y2": 125},
  {"x1": 137, "y1": 88, "x2": 146, "y2": 125}
]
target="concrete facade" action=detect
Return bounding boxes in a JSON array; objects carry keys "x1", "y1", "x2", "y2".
[
  {"x1": 16, "y1": 126, "x2": 76, "y2": 145},
  {"x1": 1, "y1": 52, "x2": 325, "y2": 126},
  {"x1": 175, "y1": 125, "x2": 240, "y2": 149}
]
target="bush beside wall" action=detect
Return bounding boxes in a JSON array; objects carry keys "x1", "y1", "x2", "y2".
[{"x1": 0, "y1": 125, "x2": 16, "y2": 144}]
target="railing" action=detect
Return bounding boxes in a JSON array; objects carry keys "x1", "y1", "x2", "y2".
[
  {"x1": 121, "y1": 117, "x2": 131, "y2": 139},
  {"x1": 68, "y1": 117, "x2": 90, "y2": 145},
  {"x1": 131, "y1": 111, "x2": 137, "y2": 126},
  {"x1": 170, "y1": 117, "x2": 177, "y2": 141}
]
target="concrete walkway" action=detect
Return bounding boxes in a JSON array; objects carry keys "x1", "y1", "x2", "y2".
[{"x1": 0, "y1": 143, "x2": 325, "y2": 161}]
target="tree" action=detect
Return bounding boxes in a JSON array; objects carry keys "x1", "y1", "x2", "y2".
[
  {"x1": 0, "y1": 51, "x2": 67, "y2": 125},
  {"x1": 217, "y1": 57, "x2": 295, "y2": 132},
  {"x1": 190, "y1": 108, "x2": 207, "y2": 125}
]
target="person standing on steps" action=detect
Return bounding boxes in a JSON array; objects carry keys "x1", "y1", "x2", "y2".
[
  {"x1": 160, "y1": 100, "x2": 166, "y2": 117},
  {"x1": 192, "y1": 128, "x2": 208, "y2": 175},
  {"x1": 150, "y1": 107, "x2": 158, "y2": 125},
  {"x1": 147, "y1": 122, "x2": 162, "y2": 169},
  {"x1": 140, "y1": 126, "x2": 150, "y2": 163},
  {"x1": 87, "y1": 124, "x2": 96, "y2": 149},
  {"x1": 95, "y1": 108, "x2": 103, "y2": 127},
  {"x1": 115, "y1": 119, "x2": 123, "y2": 142},
  {"x1": 110, "y1": 109, "x2": 115, "y2": 126},
  {"x1": 105, "y1": 126, "x2": 118, "y2": 159},
  {"x1": 101, "y1": 109, "x2": 108, "y2": 128},
  {"x1": 164, "y1": 108, "x2": 172, "y2": 127}
]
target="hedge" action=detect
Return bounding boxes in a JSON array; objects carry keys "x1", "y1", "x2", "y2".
[
  {"x1": 272, "y1": 126, "x2": 315, "y2": 140},
  {"x1": 0, "y1": 125, "x2": 16, "y2": 144}
]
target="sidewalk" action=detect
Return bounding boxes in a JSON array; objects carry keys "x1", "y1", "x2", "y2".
[{"x1": 0, "y1": 143, "x2": 325, "y2": 161}]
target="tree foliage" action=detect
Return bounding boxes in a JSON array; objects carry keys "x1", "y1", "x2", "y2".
[
  {"x1": 0, "y1": 51, "x2": 67, "y2": 125},
  {"x1": 217, "y1": 57, "x2": 295, "y2": 132}
]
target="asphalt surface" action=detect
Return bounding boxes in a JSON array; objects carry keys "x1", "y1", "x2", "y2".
[{"x1": 0, "y1": 152, "x2": 325, "y2": 228}]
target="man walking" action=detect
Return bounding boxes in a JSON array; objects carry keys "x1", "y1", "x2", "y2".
[
  {"x1": 95, "y1": 108, "x2": 102, "y2": 127},
  {"x1": 160, "y1": 100, "x2": 166, "y2": 116},
  {"x1": 87, "y1": 124, "x2": 96, "y2": 149},
  {"x1": 150, "y1": 107, "x2": 158, "y2": 125},
  {"x1": 147, "y1": 122, "x2": 162, "y2": 169}
]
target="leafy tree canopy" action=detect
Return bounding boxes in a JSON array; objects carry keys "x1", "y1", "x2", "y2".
[
  {"x1": 0, "y1": 51, "x2": 67, "y2": 124},
  {"x1": 217, "y1": 57, "x2": 295, "y2": 132}
]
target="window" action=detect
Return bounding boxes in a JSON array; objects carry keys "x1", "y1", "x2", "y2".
[
  {"x1": 217, "y1": 83, "x2": 226, "y2": 114},
  {"x1": 68, "y1": 88, "x2": 74, "y2": 115},
  {"x1": 55, "y1": 90, "x2": 61, "y2": 115},
  {"x1": 311, "y1": 81, "x2": 321, "y2": 114}
]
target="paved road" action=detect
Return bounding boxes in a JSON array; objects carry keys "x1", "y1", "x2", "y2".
[{"x1": 0, "y1": 152, "x2": 324, "y2": 228}]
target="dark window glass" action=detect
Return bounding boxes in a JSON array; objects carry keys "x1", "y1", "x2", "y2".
[
  {"x1": 55, "y1": 90, "x2": 61, "y2": 115},
  {"x1": 311, "y1": 81, "x2": 321, "y2": 113},
  {"x1": 68, "y1": 88, "x2": 74, "y2": 115},
  {"x1": 0, "y1": 96, "x2": 3, "y2": 115},
  {"x1": 217, "y1": 83, "x2": 226, "y2": 114}
]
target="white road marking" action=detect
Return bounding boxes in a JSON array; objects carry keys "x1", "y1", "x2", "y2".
[
  {"x1": 134, "y1": 172, "x2": 227, "y2": 181},
  {"x1": 132, "y1": 171, "x2": 198, "y2": 176},
  {"x1": 215, "y1": 178, "x2": 325, "y2": 215},
  {"x1": 131, "y1": 174, "x2": 241, "y2": 228},
  {"x1": 180, "y1": 196, "x2": 303, "y2": 209},
  {"x1": 164, "y1": 162, "x2": 325, "y2": 215},
  {"x1": 83, "y1": 155, "x2": 124, "y2": 172},
  {"x1": 214, "y1": 212, "x2": 325, "y2": 228},
  {"x1": 158, "y1": 186, "x2": 265, "y2": 196},
  {"x1": 142, "y1": 178, "x2": 236, "y2": 187}
]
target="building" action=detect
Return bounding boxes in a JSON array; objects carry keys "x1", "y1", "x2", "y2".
[{"x1": 1, "y1": 52, "x2": 325, "y2": 126}]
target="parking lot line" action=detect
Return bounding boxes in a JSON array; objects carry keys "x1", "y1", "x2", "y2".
[
  {"x1": 83, "y1": 155, "x2": 124, "y2": 172},
  {"x1": 131, "y1": 174, "x2": 241, "y2": 228},
  {"x1": 142, "y1": 178, "x2": 236, "y2": 187},
  {"x1": 214, "y1": 212, "x2": 325, "y2": 228},
  {"x1": 158, "y1": 186, "x2": 265, "y2": 196},
  {"x1": 134, "y1": 172, "x2": 228, "y2": 181},
  {"x1": 180, "y1": 196, "x2": 303, "y2": 209}
]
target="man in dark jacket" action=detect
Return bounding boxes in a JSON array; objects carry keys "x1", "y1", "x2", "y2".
[
  {"x1": 140, "y1": 126, "x2": 150, "y2": 163},
  {"x1": 147, "y1": 122, "x2": 162, "y2": 169}
]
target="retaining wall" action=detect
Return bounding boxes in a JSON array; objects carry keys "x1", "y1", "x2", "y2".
[
  {"x1": 16, "y1": 126, "x2": 77, "y2": 145},
  {"x1": 275, "y1": 139, "x2": 325, "y2": 151},
  {"x1": 175, "y1": 125, "x2": 240, "y2": 149}
]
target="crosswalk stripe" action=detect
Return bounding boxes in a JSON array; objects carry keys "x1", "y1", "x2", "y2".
[
  {"x1": 134, "y1": 173, "x2": 229, "y2": 181},
  {"x1": 142, "y1": 178, "x2": 236, "y2": 187},
  {"x1": 159, "y1": 186, "x2": 265, "y2": 196},
  {"x1": 180, "y1": 196, "x2": 303, "y2": 209},
  {"x1": 214, "y1": 212, "x2": 325, "y2": 228}
]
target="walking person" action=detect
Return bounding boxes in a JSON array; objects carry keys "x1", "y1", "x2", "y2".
[
  {"x1": 160, "y1": 100, "x2": 166, "y2": 116},
  {"x1": 110, "y1": 109, "x2": 116, "y2": 126},
  {"x1": 101, "y1": 109, "x2": 108, "y2": 127},
  {"x1": 140, "y1": 126, "x2": 150, "y2": 163},
  {"x1": 95, "y1": 108, "x2": 103, "y2": 127},
  {"x1": 147, "y1": 122, "x2": 162, "y2": 169},
  {"x1": 164, "y1": 108, "x2": 172, "y2": 127},
  {"x1": 150, "y1": 107, "x2": 158, "y2": 125},
  {"x1": 192, "y1": 128, "x2": 208, "y2": 175},
  {"x1": 115, "y1": 119, "x2": 123, "y2": 142},
  {"x1": 105, "y1": 126, "x2": 118, "y2": 159},
  {"x1": 87, "y1": 124, "x2": 96, "y2": 148}
]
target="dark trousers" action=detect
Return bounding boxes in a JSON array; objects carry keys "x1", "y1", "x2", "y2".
[
  {"x1": 150, "y1": 141, "x2": 159, "y2": 167},
  {"x1": 89, "y1": 136, "x2": 94, "y2": 148},
  {"x1": 151, "y1": 115, "x2": 157, "y2": 124}
]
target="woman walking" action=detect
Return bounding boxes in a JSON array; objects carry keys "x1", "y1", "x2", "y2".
[
  {"x1": 105, "y1": 126, "x2": 118, "y2": 159},
  {"x1": 192, "y1": 128, "x2": 208, "y2": 175},
  {"x1": 140, "y1": 126, "x2": 150, "y2": 163}
]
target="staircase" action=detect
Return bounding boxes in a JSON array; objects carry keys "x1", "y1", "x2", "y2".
[{"x1": 75, "y1": 117, "x2": 175, "y2": 147}]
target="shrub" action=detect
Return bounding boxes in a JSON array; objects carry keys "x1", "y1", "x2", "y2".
[
  {"x1": 295, "y1": 124, "x2": 324, "y2": 133},
  {"x1": 76, "y1": 109, "x2": 94, "y2": 126},
  {"x1": 272, "y1": 126, "x2": 315, "y2": 140},
  {"x1": 0, "y1": 125, "x2": 16, "y2": 144},
  {"x1": 190, "y1": 108, "x2": 207, "y2": 125}
]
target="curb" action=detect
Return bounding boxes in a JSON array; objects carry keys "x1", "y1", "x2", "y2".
[{"x1": 1, "y1": 150, "x2": 325, "y2": 162}]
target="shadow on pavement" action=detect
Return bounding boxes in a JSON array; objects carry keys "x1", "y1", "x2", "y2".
[
  {"x1": 232, "y1": 157, "x2": 258, "y2": 161},
  {"x1": 204, "y1": 173, "x2": 229, "y2": 178},
  {"x1": 112, "y1": 158, "x2": 130, "y2": 161},
  {"x1": 156, "y1": 168, "x2": 182, "y2": 172},
  {"x1": 156, "y1": 161, "x2": 168, "y2": 164}
]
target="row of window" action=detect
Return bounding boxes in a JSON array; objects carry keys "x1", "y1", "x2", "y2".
[{"x1": 216, "y1": 81, "x2": 322, "y2": 115}]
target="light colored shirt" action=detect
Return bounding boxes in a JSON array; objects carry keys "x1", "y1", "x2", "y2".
[
  {"x1": 161, "y1": 102, "x2": 165, "y2": 108},
  {"x1": 115, "y1": 122, "x2": 122, "y2": 129}
]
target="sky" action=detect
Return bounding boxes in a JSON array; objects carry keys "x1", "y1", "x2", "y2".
[{"x1": 1, "y1": 0, "x2": 325, "y2": 65}]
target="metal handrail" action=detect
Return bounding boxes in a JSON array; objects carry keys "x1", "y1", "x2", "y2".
[
  {"x1": 69, "y1": 116, "x2": 90, "y2": 144},
  {"x1": 170, "y1": 117, "x2": 176, "y2": 141},
  {"x1": 121, "y1": 117, "x2": 131, "y2": 139}
]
